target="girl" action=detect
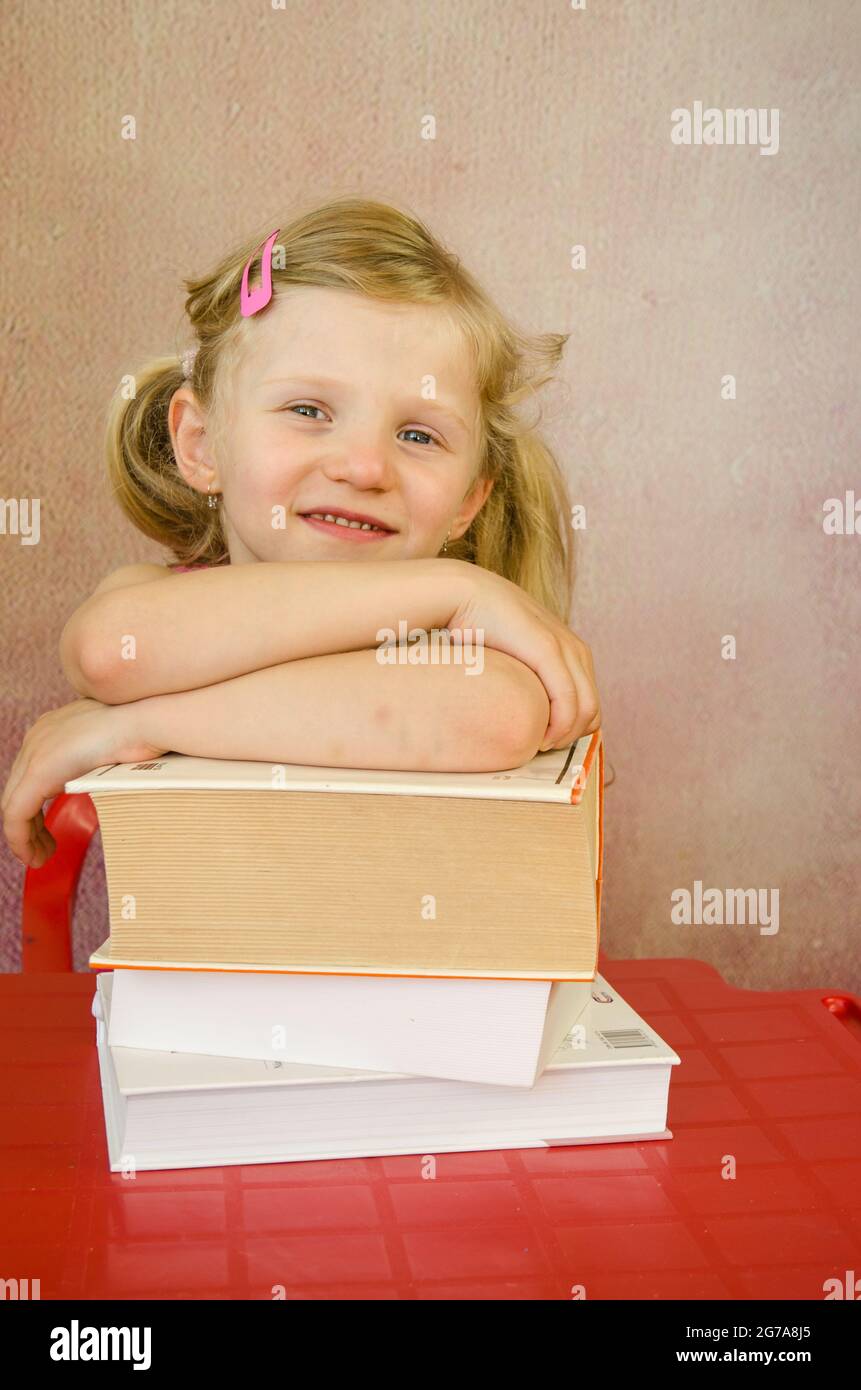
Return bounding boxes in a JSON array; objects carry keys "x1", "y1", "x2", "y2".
[{"x1": 2, "y1": 197, "x2": 600, "y2": 869}]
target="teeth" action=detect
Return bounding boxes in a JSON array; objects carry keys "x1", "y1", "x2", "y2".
[{"x1": 306, "y1": 512, "x2": 385, "y2": 532}]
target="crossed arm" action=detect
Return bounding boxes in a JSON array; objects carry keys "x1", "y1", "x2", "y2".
[{"x1": 59, "y1": 559, "x2": 551, "y2": 772}]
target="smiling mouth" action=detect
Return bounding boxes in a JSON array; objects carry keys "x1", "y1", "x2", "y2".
[{"x1": 299, "y1": 510, "x2": 396, "y2": 536}]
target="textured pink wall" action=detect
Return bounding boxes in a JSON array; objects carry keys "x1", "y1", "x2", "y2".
[{"x1": 1, "y1": 1, "x2": 858, "y2": 987}]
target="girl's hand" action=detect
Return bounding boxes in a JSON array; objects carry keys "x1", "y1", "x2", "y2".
[
  {"x1": 1, "y1": 698, "x2": 167, "y2": 869},
  {"x1": 447, "y1": 562, "x2": 601, "y2": 750}
]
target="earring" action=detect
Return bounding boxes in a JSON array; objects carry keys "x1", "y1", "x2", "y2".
[
  {"x1": 442, "y1": 527, "x2": 451, "y2": 554},
  {"x1": 207, "y1": 484, "x2": 219, "y2": 509}
]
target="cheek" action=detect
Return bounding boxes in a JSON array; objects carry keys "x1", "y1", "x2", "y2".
[
  {"x1": 229, "y1": 437, "x2": 308, "y2": 505},
  {"x1": 400, "y1": 470, "x2": 465, "y2": 532}
]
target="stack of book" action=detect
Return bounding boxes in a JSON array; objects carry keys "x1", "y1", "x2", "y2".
[{"x1": 67, "y1": 732, "x2": 680, "y2": 1172}]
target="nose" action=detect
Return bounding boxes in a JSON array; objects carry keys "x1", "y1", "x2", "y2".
[{"x1": 319, "y1": 433, "x2": 398, "y2": 491}]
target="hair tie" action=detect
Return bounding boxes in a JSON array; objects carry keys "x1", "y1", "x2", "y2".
[{"x1": 180, "y1": 347, "x2": 198, "y2": 380}]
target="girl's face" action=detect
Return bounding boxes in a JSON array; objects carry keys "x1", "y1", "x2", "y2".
[{"x1": 171, "y1": 285, "x2": 492, "y2": 564}]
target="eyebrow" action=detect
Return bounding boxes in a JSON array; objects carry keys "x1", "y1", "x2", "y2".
[{"x1": 260, "y1": 374, "x2": 471, "y2": 434}]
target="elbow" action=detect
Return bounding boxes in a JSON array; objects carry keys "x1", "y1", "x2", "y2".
[
  {"x1": 495, "y1": 658, "x2": 551, "y2": 767},
  {"x1": 79, "y1": 652, "x2": 127, "y2": 705},
  {"x1": 462, "y1": 650, "x2": 551, "y2": 771},
  {"x1": 59, "y1": 609, "x2": 122, "y2": 703}
]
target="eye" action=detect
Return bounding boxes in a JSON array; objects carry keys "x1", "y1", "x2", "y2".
[
  {"x1": 285, "y1": 402, "x2": 328, "y2": 420},
  {"x1": 400, "y1": 427, "x2": 440, "y2": 447},
  {"x1": 281, "y1": 404, "x2": 441, "y2": 447}
]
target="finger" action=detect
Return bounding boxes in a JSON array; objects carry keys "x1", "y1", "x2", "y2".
[
  {"x1": 560, "y1": 635, "x2": 600, "y2": 722},
  {"x1": 1, "y1": 762, "x2": 21, "y2": 814},
  {"x1": 537, "y1": 660, "x2": 581, "y2": 750},
  {"x1": 31, "y1": 823, "x2": 57, "y2": 869},
  {"x1": 578, "y1": 643, "x2": 597, "y2": 685},
  {"x1": 569, "y1": 653, "x2": 600, "y2": 736},
  {"x1": 542, "y1": 648, "x2": 600, "y2": 748},
  {"x1": 4, "y1": 811, "x2": 40, "y2": 867},
  {"x1": 23, "y1": 804, "x2": 56, "y2": 868},
  {"x1": 2, "y1": 710, "x2": 67, "y2": 815},
  {"x1": 541, "y1": 680, "x2": 586, "y2": 748},
  {"x1": 32, "y1": 808, "x2": 54, "y2": 857},
  {"x1": 23, "y1": 818, "x2": 46, "y2": 868},
  {"x1": 3, "y1": 766, "x2": 55, "y2": 867}
]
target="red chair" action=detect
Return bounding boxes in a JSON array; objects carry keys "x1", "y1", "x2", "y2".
[{"x1": 21, "y1": 793, "x2": 99, "y2": 972}]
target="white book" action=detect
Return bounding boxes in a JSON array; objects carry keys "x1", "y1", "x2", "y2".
[
  {"x1": 93, "y1": 972, "x2": 680, "y2": 1172},
  {"x1": 104, "y1": 957, "x2": 591, "y2": 1087},
  {"x1": 67, "y1": 737, "x2": 598, "y2": 802}
]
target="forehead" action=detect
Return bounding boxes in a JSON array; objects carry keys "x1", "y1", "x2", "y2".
[{"x1": 239, "y1": 285, "x2": 477, "y2": 392}]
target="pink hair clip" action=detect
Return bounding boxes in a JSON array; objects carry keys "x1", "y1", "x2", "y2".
[{"x1": 240, "y1": 227, "x2": 280, "y2": 317}]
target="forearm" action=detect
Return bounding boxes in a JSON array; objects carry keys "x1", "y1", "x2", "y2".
[
  {"x1": 125, "y1": 646, "x2": 548, "y2": 773},
  {"x1": 87, "y1": 558, "x2": 469, "y2": 704}
]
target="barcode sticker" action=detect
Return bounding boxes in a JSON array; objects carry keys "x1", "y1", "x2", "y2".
[{"x1": 596, "y1": 1028, "x2": 656, "y2": 1049}]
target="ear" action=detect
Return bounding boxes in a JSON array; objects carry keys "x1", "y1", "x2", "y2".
[
  {"x1": 168, "y1": 388, "x2": 221, "y2": 497},
  {"x1": 450, "y1": 474, "x2": 494, "y2": 540}
]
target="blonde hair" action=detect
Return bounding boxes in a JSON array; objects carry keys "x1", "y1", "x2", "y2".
[{"x1": 105, "y1": 196, "x2": 576, "y2": 619}]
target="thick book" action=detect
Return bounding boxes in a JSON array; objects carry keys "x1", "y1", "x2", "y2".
[
  {"x1": 93, "y1": 970, "x2": 678, "y2": 1172},
  {"x1": 72, "y1": 733, "x2": 604, "y2": 981},
  {"x1": 102, "y1": 960, "x2": 592, "y2": 1087}
]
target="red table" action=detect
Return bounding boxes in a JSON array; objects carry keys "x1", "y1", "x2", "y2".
[{"x1": 1, "y1": 955, "x2": 860, "y2": 1301}]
